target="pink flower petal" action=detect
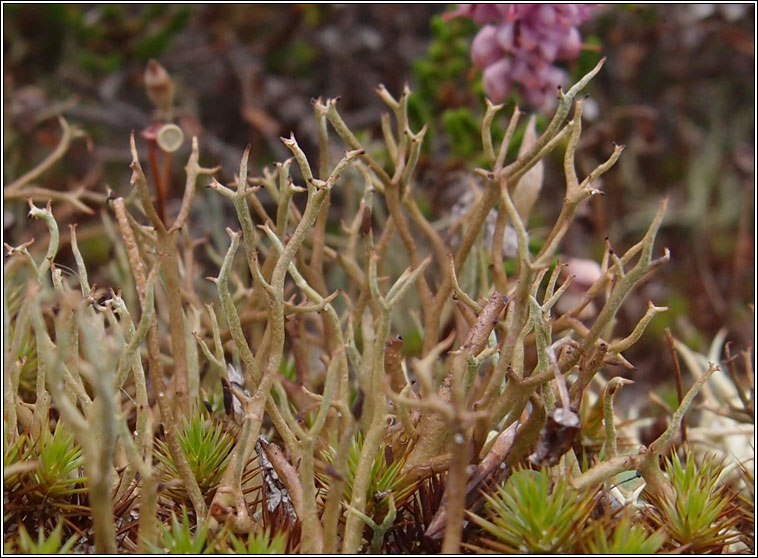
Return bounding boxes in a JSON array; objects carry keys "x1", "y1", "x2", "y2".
[
  {"x1": 483, "y1": 58, "x2": 512, "y2": 103},
  {"x1": 472, "y1": 25, "x2": 503, "y2": 68}
]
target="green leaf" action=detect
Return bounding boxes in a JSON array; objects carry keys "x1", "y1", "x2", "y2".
[
  {"x1": 9, "y1": 520, "x2": 79, "y2": 555},
  {"x1": 148, "y1": 508, "x2": 215, "y2": 554},
  {"x1": 586, "y1": 511, "x2": 665, "y2": 554},
  {"x1": 645, "y1": 452, "x2": 740, "y2": 552},
  {"x1": 154, "y1": 414, "x2": 234, "y2": 501},
  {"x1": 469, "y1": 468, "x2": 597, "y2": 553},
  {"x1": 227, "y1": 528, "x2": 287, "y2": 554}
]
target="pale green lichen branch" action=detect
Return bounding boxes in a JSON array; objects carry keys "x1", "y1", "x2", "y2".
[
  {"x1": 494, "y1": 105, "x2": 522, "y2": 171},
  {"x1": 169, "y1": 136, "x2": 219, "y2": 233},
  {"x1": 68, "y1": 224, "x2": 90, "y2": 294},
  {"x1": 215, "y1": 228, "x2": 260, "y2": 387},
  {"x1": 572, "y1": 362, "x2": 718, "y2": 499},
  {"x1": 602, "y1": 377, "x2": 634, "y2": 460},
  {"x1": 482, "y1": 99, "x2": 505, "y2": 166},
  {"x1": 325, "y1": 99, "x2": 393, "y2": 186},
  {"x1": 503, "y1": 57, "x2": 605, "y2": 180},
  {"x1": 6, "y1": 117, "x2": 85, "y2": 195},
  {"x1": 400, "y1": 125, "x2": 426, "y2": 188},
  {"x1": 345, "y1": 493, "x2": 396, "y2": 554},
  {"x1": 582, "y1": 198, "x2": 669, "y2": 353},
  {"x1": 27, "y1": 200, "x2": 59, "y2": 284},
  {"x1": 609, "y1": 301, "x2": 669, "y2": 355}
]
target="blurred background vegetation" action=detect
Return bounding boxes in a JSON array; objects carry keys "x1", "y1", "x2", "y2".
[{"x1": 3, "y1": 4, "x2": 755, "y2": 406}]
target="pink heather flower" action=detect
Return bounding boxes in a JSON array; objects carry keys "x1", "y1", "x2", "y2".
[
  {"x1": 448, "y1": 4, "x2": 599, "y2": 108},
  {"x1": 446, "y1": 4, "x2": 505, "y2": 25},
  {"x1": 471, "y1": 24, "x2": 501, "y2": 67},
  {"x1": 483, "y1": 59, "x2": 512, "y2": 102}
]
